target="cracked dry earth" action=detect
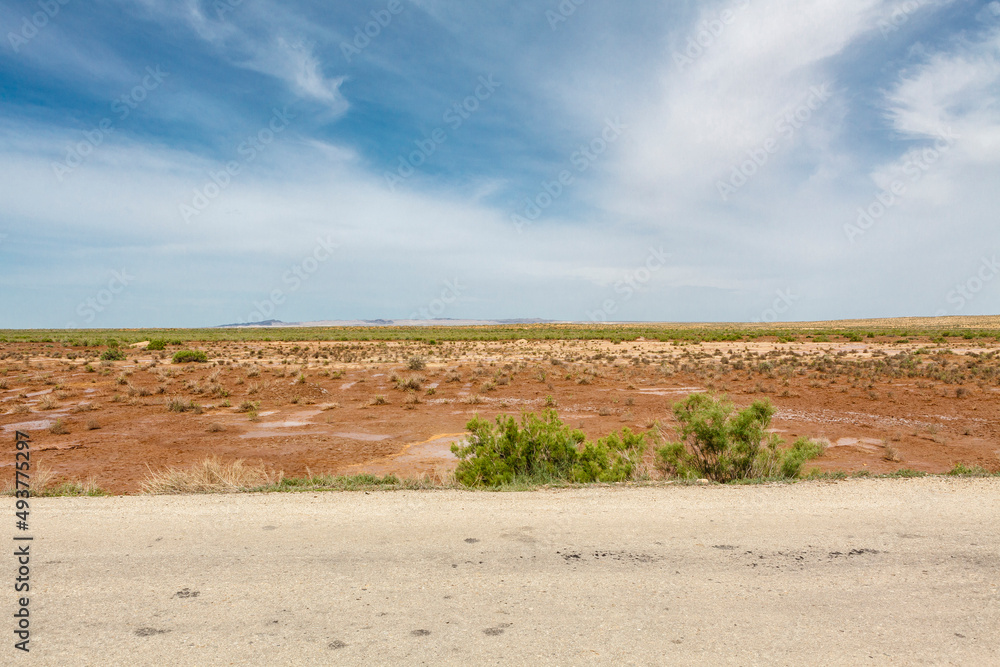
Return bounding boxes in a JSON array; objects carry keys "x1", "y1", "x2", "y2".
[{"x1": 2, "y1": 337, "x2": 999, "y2": 492}]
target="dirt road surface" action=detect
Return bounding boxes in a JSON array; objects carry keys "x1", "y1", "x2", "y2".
[{"x1": 16, "y1": 478, "x2": 1000, "y2": 665}]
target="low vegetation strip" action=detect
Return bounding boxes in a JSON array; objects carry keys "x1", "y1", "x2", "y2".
[
  {"x1": 3, "y1": 316, "x2": 1000, "y2": 344},
  {"x1": 3, "y1": 460, "x2": 994, "y2": 497}
]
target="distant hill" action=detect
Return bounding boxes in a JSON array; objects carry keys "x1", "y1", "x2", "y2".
[
  {"x1": 215, "y1": 318, "x2": 557, "y2": 328},
  {"x1": 216, "y1": 319, "x2": 287, "y2": 328}
]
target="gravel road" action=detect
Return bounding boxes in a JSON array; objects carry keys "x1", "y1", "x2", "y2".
[{"x1": 14, "y1": 478, "x2": 1000, "y2": 665}]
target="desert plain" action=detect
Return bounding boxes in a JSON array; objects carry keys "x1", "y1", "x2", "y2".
[{"x1": 3, "y1": 324, "x2": 999, "y2": 494}]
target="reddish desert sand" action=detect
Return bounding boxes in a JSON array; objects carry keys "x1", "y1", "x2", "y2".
[{"x1": 2, "y1": 337, "x2": 999, "y2": 493}]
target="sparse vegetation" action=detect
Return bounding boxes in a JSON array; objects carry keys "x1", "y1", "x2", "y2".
[
  {"x1": 946, "y1": 463, "x2": 992, "y2": 477},
  {"x1": 167, "y1": 397, "x2": 202, "y2": 413},
  {"x1": 4, "y1": 323, "x2": 1000, "y2": 494},
  {"x1": 35, "y1": 479, "x2": 108, "y2": 497},
  {"x1": 395, "y1": 376, "x2": 422, "y2": 391},
  {"x1": 141, "y1": 457, "x2": 281, "y2": 494},
  {"x1": 883, "y1": 444, "x2": 902, "y2": 463}
]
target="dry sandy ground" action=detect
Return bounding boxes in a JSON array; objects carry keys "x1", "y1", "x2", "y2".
[
  {"x1": 2, "y1": 337, "x2": 999, "y2": 492},
  {"x1": 17, "y1": 478, "x2": 1000, "y2": 665}
]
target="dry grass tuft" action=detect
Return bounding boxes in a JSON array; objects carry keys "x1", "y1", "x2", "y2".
[
  {"x1": 0, "y1": 464, "x2": 57, "y2": 495},
  {"x1": 141, "y1": 457, "x2": 281, "y2": 494}
]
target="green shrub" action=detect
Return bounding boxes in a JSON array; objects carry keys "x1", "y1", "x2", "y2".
[
  {"x1": 172, "y1": 350, "x2": 207, "y2": 363},
  {"x1": 655, "y1": 394, "x2": 825, "y2": 482},
  {"x1": 100, "y1": 348, "x2": 126, "y2": 361},
  {"x1": 946, "y1": 463, "x2": 992, "y2": 477},
  {"x1": 451, "y1": 410, "x2": 646, "y2": 487},
  {"x1": 779, "y1": 437, "x2": 828, "y2": 478},
  {"x1": 147, "y1": 339, "x2": 167, "y2": 351},
  {"x1": 408, "y1": 356, "x2": 426, "y2": 370}
]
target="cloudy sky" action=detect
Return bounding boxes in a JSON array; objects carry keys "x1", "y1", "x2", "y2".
[{"x1": 1, "y1": 0, "x2": 999, "y2": 327}]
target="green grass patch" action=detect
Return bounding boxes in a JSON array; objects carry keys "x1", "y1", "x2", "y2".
[
  {"x1": 882, "y1": 468, "x2": 927, "y2": 478},
  {"x1": 34, "y1": 481, "x2": 110, "y2": 497},
  {"x1": 946, "y1": 463, "x2": 994, "y2": 477},
  {"x1": 260, "y1": 473, "x2": 447, "y2": 493}
]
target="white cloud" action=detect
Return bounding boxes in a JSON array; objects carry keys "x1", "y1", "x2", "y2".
[
  {"x1": 618, "y1": 0, "x2": 890, "y2": 212},
  {"x1": 245, "y1": 37, "x2": 348, "y2": 112},
  {"x1": 124, "y1": 0, "x2": 349, "y2": 113},
  {"x1": 885, "y1": 28, "x2": 1000, "y2": 162}
]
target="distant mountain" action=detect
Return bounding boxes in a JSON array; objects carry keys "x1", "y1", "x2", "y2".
[{"x1": 216, "y1": 319, "x2": 287, "y2": 328}]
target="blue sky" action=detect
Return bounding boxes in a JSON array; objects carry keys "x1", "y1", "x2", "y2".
[{"x1": 2, "y1": 0, "x2": 999, "y2": 327}]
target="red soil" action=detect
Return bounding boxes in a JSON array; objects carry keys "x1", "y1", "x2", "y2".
[{"x1": 2, "y1": 338, "x2": 998, "y2": 493}]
